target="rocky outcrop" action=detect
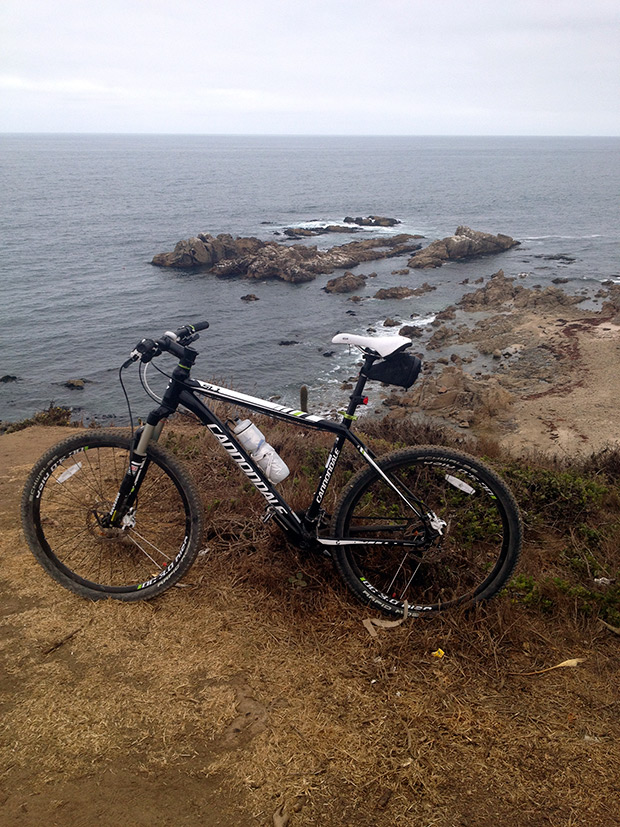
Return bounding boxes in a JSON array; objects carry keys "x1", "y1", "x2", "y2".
[
  {"x1": 399, "y1": 325, "x2": 423, "y2": 338},
  {"x1": 344, "y1": 215, "x2": 401, "y2": 227},
  {"x1": 601, "y1": 284, "x2": 620, "y2": 324},
  {"x1": 151, "y1": 233, "x2": 264, "y2": 270},
  {"x1": 458, "y1": 270, "x2": 584, "y2": 311},
  {"x1": 283, "y1": 225, "x2": 356, "y2": 238},
  {"x1": 383, "y1": 365, "x2": 513, "y2": 429},
  {"x1": 152, "y1": 233, "x2": 422, "y2": 283},
  {"x1": 324, "y1": 271, "x2": 367, "y2": 294},
  {"x1": 458, "y1": 270, "x2": 517, "y2": 308},
  {"x1": 374, "y1": 286, "x2": 416, "y2": 300},
  {"x1": 410, "y1": 281, "x2": 437, "y2": 296},
  {"x1": 407, "y1": 226, "x2": 519, "y2": 269}
]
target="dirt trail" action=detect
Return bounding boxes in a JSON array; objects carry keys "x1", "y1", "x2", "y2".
[
  {"x1": 1, "y1": 425, "x2": 619, "y2": 827},
  {"x1": 0, "y1": 427, "x2": 257, "y2": 827}
]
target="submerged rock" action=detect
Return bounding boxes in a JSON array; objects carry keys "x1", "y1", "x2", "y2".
[{"x1": 283, "y1": 225, "x2": 357, "y2": 238}]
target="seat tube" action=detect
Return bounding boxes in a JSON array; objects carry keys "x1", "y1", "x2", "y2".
[{"x1": 305, "y1": 362, "x2": 373, "y2": 524}]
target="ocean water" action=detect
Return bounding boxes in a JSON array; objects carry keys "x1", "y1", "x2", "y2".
[{"x1": 1, "y1": 134, "x2": 619, "y2": 423}]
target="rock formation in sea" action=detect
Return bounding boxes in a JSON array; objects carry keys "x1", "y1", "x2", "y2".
[
  {"x1": 281, "y1": 216, "x2": 406, "y2": 238},
  {"x1": 151, "y1": 233, "x2": 423, "y2": 283},
  {"x1": 283, "y1": 225, "x2": 358, "y2": 239},
  {"x1": 343, "y1": 215, "x2": 401, "y2": 227},
  {"x1": 151, "y1": 225, "x2": 518, "y2": 284},
  {"x1": 323, "y1": 272, "x2": 367, "y2": 293},
  {"x1": 374, "y1": 286, "x2": 416, "y2": 300},
  {"x1": 407, "y1": 226, "x2": 519, "y2": 269}
]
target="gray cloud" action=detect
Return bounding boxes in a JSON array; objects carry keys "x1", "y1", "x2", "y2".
[{"x1": 1, "y1": 0, "x2": 618, "y2": 134}]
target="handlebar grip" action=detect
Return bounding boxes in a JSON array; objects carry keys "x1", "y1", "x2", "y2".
[{"x1": 173, "y1": 321, "x2": 210, "y2": 341}]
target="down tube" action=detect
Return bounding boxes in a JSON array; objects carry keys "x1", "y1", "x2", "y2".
[{"x1": 177, "y1": 388, "x2": 301, "y2": 526}]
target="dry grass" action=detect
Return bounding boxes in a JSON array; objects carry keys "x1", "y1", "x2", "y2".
[{"x1": 1, "y1": 414, "x2": 619, "y2": 826}]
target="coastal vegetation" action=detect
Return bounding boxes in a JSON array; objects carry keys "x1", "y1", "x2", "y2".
[
  {"x1": 0, "y1": 403, "x2": 73, "y2": 434},
  {"x1": 2, "y1": 410, "x2": 619, "y2": 825}
]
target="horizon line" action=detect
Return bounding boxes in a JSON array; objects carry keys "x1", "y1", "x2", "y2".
[{"x1": 1, "y1": 131, "x2": 619, "y2": 139}]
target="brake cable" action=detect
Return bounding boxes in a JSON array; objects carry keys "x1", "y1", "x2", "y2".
[{"x1": 118, "y1": 363, "x2": 135, "y2": 437}]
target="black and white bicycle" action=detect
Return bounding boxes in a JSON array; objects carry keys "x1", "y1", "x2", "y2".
[{"x1": 21, "y1": 322, "x2": 522, "y2": 617}]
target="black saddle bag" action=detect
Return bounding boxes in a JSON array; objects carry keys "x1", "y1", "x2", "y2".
[{"x1": 362, "y1": 352, "x2": 422, "y2": 389}]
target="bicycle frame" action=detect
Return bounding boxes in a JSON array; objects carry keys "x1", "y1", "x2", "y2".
[{"x1": 112, "y1": 350, "x2": 441, "y2": 551}]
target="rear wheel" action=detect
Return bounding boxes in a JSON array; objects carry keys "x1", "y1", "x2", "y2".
[
  {"x1": 21, "y1": 430, "x2": 203, "y2": 601},
  {"x1": 331, "y1": 447, "x2": 522, "y2": 616}
]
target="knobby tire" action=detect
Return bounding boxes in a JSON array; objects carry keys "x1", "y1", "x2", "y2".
[
  {"x1": 21, "y1": 430, "x2": 204, "y2": 601},
  {"x1": 330, "y1": 446, "x2": 522, "y2": 616}
]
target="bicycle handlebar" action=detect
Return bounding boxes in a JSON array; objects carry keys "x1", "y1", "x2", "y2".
[
  {"x1": 123, "y1": 321, "x2": 210, "y2": 367},
  {"x1": 174, "y1": 321, "x2": 210, "y2": 337}
]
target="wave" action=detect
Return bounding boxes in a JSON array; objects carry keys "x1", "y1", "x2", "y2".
[{"x1": 522, "y1": 234, "x2": 605, "y2": 241}]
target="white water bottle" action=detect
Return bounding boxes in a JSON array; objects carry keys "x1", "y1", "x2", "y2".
[{"x1": 233, "y1": 419, "x2": 290, "y2": 484}]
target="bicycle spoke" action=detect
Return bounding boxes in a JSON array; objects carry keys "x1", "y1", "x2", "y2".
[
  {"x1": 23, "y1": 433, "x2": 202, "y2": 597},
  {"x1": 332, "y1": 447, "x2": 521, "y2": 615},
  {"x1": 126, "y1": 528, "x2": 173, "y2": 563},
  {"x1": 125, "y1": 532, "x2": 165, "y2": 570}
]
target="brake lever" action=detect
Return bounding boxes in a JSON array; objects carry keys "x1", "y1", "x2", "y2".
[{"x1": 121, "y1": 351, "x2": 140, "y2": 369}]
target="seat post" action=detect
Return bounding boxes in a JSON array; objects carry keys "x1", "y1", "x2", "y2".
[{"x1": 341, "y1": 354, "x2": 375, "y2": 429}]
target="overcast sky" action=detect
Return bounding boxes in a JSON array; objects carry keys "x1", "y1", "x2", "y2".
[{"x1": 1, "y1": 0, "x2": 619, "y2": 135}]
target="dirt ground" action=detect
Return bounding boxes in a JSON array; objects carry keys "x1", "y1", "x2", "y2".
[
  {"x1": 0, "y1": 427, "x2": 257, "y2": 826},
  {"x1": 495, "y1": 316, "x2": 620, "y2": 457},
  {"x1": 1, "y1": 411, "x2": 619, "y2": 826}
]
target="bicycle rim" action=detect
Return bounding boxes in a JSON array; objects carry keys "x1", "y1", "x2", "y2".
[
  {"x1": 332, "y1": 448, "x2": 521, "y2": 615},
  {"x1": 23, "y1": 433, "x2": 200, "y2": 599}
]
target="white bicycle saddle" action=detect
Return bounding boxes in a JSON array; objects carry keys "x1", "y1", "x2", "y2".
[{"x1": 331, "y1": 332, "x2": 412, "y2": 358}]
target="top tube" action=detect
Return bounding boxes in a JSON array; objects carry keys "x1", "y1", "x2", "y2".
[{"x1": 188, "y1": 378, "x2": 331, "y2": 426}]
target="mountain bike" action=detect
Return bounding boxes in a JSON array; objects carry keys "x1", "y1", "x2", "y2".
[{"x1": 21, "y1": 321, "x2": 522, "y2": 617}]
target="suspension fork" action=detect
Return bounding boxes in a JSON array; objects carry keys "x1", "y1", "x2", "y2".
[
  {"x1": 105, "y1": 346, "x2": 195, "y2": 527},
  {"x1": 104, "y1": 420, "x2": 165, "y2": 527}
]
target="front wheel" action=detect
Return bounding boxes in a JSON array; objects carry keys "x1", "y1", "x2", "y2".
[
  {"x1": 21, "y1": 430, "x2": 204, "y2": 601},
  {"x1": 330, "y1": 447, "x2": 522, "y2": 616}
]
